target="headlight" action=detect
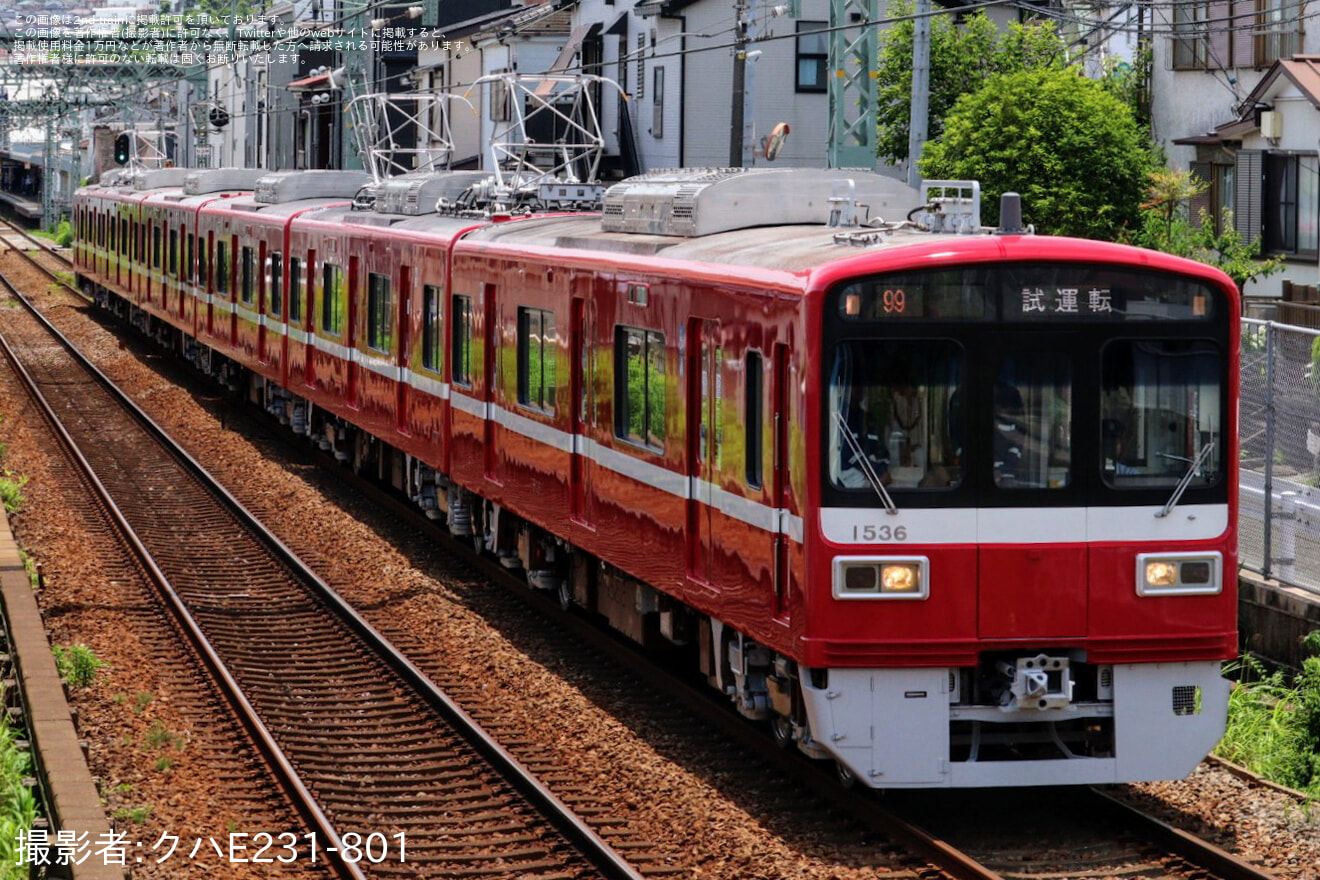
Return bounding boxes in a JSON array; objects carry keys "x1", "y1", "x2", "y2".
[
  {"x1": 834, "y1": 556, "x2": 929, "y2": 600},
  {"x1": 1136, "y1": 552, "x2": 1222, "y2": 595}
]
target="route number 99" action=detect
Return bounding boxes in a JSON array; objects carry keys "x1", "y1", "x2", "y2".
[{"x1": 882, "y1": 288, "x2": 906, "y2": 314}]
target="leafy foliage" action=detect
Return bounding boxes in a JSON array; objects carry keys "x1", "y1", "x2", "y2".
[
  {"x1": 1125, "y1": 169, "x2": 1284, "y2": 292},
  {"x1": 875, "y1": 6, "x2": 1067, "y2": 164},
  {"x1": 0, "y1": 717, "x2": 38, "y2": 879},
  {"x1": 918, "y1": 69, "x2": 1153, "y2": 240}
]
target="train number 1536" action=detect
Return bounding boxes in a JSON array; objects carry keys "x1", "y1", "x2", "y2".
[{"x1": 852, "y1": 524, "x2": 908, "y2": 542}]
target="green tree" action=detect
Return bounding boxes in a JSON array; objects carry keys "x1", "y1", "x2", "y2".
[
  {"x1": 918, "y1": 69, "x2": 1153, "y2": 240},
  {"x1": 1126, "y1": 169, "x2": 1283, "y2": 292},
  {"x1": 876, "y1": 6, "x2": 1066, "y2": 164}
]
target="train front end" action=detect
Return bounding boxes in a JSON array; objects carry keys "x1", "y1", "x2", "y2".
[{"x1": 799, "y1": 239, "x2": 1239, "y2": 788}]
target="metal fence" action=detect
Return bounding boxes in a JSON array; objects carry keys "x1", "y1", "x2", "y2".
[{"x1": 1240, "y1": 318, "x2": 1320, "y2": 594}]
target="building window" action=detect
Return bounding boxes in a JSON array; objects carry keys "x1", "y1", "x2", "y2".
[
  {"x1": 636, "y1": 34, "x2": 646, "y2": 99},
  {"x1": 489, "y1": 69, "x2": 511, "y2": 121},
  {"x1": 367, "y1": 272, "x2": 392, "y2": 352},
  {"x1": 1172, "y1": 1, "x2": 1212, "y2": 70},
  {"x1": 615, "y1": 325, "x2": 666, "y2": 450},
  {"x1": 518, "y1": 307, "x2": 556, "y2": 413},
  {"x1": 240, "y1": 245, "x2": 256, "y2": 305},
  {"x1": 746, "y1": 350, "x2": 763, "y2": 488},
  {"x1": 1190, "y1": 160, "x2": 1237, "y2": 235},
  {"x1": 1265, "y1": 153, "x2": 1319, "y2": 257},
  {"x1": 1257, "y1": 0, "x2": 1304, "y2": 65},
  {"x1": 422, "y1": 284, "x2": 442, "y2": 371},
  {"x1": 321, "y1": 262, "x2": 345, "y2": 335},
  {"x1": 652, "y1": 67, "x2": 664, "y2": 138},
  {"x1": 288, "y1": 257, "x2": 303, "y2": 323},
  {"x1": 796, "y1": 22, "x2": 828, "y2": 92},
  {"x1": 452, "y1": 294, "x2": 474, "y2": 387},
  {"x1": 270, "y1": 252, "x2": 283, "y2": 317}
]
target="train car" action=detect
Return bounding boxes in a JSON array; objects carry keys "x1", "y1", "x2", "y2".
[{"x1": 73, "y1": 167, "x2": 1240, "y2": 789}]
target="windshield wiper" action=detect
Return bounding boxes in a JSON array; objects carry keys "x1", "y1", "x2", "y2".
[
  {"x1": 832, "y1": 411, "x2": 897, "y2": 515},
  {"x1": 1156, "y1": 441, "x2": 1214, "y2": 518}
]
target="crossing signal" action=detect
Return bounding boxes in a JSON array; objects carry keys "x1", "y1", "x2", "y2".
[{"x1": 113, "y1": 133, "x2": 130, "y2": 165}]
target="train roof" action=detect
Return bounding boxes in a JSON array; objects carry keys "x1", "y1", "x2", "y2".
[{"x1": 457, "y1": 213, "x2": 969, "y2": 274}]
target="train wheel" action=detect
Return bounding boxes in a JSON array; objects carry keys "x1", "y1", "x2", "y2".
[
  {"x1": 771, "y1": 716, "x2": 793, "y2": 749},
  {"x1": 835, "y1": 761, "x2": 857, "y2": 789},
  {"x1": 556, "y1": 579, "x2": 572, "y2": 611}
]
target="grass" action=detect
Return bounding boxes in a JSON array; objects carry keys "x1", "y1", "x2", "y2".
[
  {"x1": 52, "y1": 644, "x2": 105, "y2": 688},
  {"x1": 1215, "y1": 634, "x2": 1320, "y2": 797},
  {"x1": 112, "y1": 805, "x2": 152, "y2": 825},
  {"x1": 144, "y1": 720, "x2": 185, "y2": 752}
]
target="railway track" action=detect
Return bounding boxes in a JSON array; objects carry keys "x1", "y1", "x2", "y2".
[
  {"x1": 0, "y1": 263, "x2": 650, "y2": 879},
  {"x1": 0, "y1": 213, "x2": 1296, "y2": 880}
]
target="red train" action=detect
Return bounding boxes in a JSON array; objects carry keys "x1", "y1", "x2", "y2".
[{"x1": 73, "y1": 166, "x2": 1239, "y2": 788}]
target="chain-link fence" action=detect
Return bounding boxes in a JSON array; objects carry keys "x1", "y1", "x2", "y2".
[{"x1": 1240, "y1": 318, "x2": 1320, "y2": 594}]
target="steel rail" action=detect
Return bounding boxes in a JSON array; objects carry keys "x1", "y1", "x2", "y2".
[
  {"x1": 0, "y1": 267, "x2": 646, "y2": 880},
  {"x1": 0, "y1": 270, "x2": 367, "y2": 880},
  {"x1": 1085, "y1": 787, "x2": 1284, "y2": 880}
]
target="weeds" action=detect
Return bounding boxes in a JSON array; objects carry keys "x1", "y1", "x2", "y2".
[
  {"x1": 131, "y1": 692, "x2": 153, "y2": 714},
  {"x1": 112, "y1": 805, "x2": 151, "y2": 825},
  {"x1": 1216, "y1": 634, "x2": 1320, "y2": 796},
  {"x1": 0, "y1": 472, "x2": 26, "y2": 514},
  {"x1": 144, "y1": 720, "x2": 184, "y2": 752},
  {"x1": 52, "y1": 644, "x2": 105, "y2": 688}
]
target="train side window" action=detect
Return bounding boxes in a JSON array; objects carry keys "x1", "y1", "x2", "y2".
[
  {"x1": 421, "y1": 285, "x2": 442, "y2": 371},
  {"x1": 452, "y1": 294, "x2": 473, "y2": 387},
  {"x1": 288, "y1": 257, "x2": 302, "y2": 323},
  {"x1": 168, "y1": 229, "x2": 178, "y2": 276},
  {"x1": 270, "y1": 253, "x2": 283, "y2": 317},
  {"x1": 198, "y1": 237, "x2": 209, "y2": 290},
  {"x1": 183, "y1": 234, "x2": 193, "y2": 283},
  {"x1": 119, "y1": 219, "x2": 128, "y2": 255},
  {"x1": 109, "y1": 217, "x2": 116, "y2": 252},
  {"x1": 746, "y1": 350, "x2": 763, "y2": 488},
  {"x1": 367, "y1": 272, "x2": 392, "y2": 352},
  {"x1": 517, "y1": 306, "x2": 556, "y2": 414},
  {"x1": 240, "y1": 245, "x2": 255, "y2": 305},
  {"x1": 321, "y1": 262, "x2": 345, "y2": 336},
  {"x1": 152, "y1": 224, "x2": 161, "y2": 269},
  {"x1": 216, "y1": 240, "x2": 229, "y2": 296},
  {"x1": 615, "y1": 325, "x2": 666, "y2": 450}
]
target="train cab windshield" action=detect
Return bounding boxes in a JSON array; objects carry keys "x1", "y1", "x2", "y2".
[{"x1": 823, "y1": 263, "x2": 1228, "y2": 507}]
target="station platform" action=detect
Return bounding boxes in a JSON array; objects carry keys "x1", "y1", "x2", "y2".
[{"x1": 0, "y1": 189, "x2": 42, "y2": 219}]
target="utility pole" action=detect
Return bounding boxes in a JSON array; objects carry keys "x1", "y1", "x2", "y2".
[
  {"x1": 729, "y1": 0, "x2": 749, "y2": 167},
  {"x1": 41, "y1": 114, "x2": 56, "y2": 231},
  {"x1": 906, "y1": 0, "x2": 930, "y2": 188}
]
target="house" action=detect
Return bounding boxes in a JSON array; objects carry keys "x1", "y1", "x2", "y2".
[{"x1": 1152, "y1": 0, "x2": 1313, "y2": 298}]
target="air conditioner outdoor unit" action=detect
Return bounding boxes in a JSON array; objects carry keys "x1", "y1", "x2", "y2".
[{"x1": 1260, "y1": 110, "x2": 1283, "y2": 140}]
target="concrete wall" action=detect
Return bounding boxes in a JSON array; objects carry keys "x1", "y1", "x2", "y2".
[{"x1": 1240, "y1": 572, "x2": 1320, "y2": 670}]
